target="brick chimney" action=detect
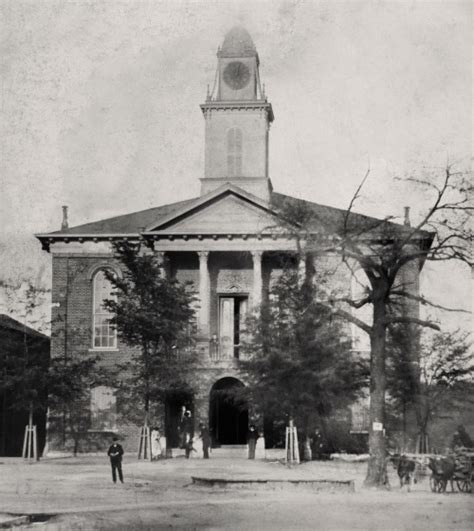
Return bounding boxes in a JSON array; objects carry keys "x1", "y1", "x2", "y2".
[
  {"x1": 404, "y1": 206, "x2": 411, "y2": 227},
  {"x1": 61, "y1": 205, "x2": 69, "y2": 230}
]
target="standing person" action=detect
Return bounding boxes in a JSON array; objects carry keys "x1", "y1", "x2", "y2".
[
  {"x1": 178, "y1": 406, "x2": 186, "y2": 448},
  {"x1": 107, "y1": 437, "x2": 124, "y2": 484},
  {"x1": 200, "y1": 423, "x2": 211, "y2": 459},
  {"x1": 151, "y1": 426, "x2": 162, "y2": 460},
  {"x1": 312, "y1": 428, "x2": 325, "y2": 460},
  {"x1": 181, "y1": 410, "x2": 194, "y2": 448},
  {"x1": 247, "y1": 424, "x2": 259, "y2": 460},
  {"x1": 184, "y1": 437, "x2": 196, "y2": 459}
]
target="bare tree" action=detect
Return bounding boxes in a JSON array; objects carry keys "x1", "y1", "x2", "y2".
[
  {"x1": 275, "y1": 164, "x2": 471, "y2": 487},
  {"x1": 327, "y1": 164, "x2": 471, "y2": 486}
]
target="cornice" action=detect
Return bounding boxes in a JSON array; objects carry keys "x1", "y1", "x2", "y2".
[{"x1": 200, "y1": 100, "x2": 274, "y2": 122}]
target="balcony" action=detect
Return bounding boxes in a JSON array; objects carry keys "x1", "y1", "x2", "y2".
[{"x1": 209, "y1": 335, "x2": 242, "y2": 362}]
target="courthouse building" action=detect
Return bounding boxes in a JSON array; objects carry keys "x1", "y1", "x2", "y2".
[{"x1": 37, "y1": 27, "x2": 427, "y2": 454}]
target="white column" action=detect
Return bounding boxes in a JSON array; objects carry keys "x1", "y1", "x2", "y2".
[
  {"x1": 198, "y1": 251, "x2": 210, "y2": 333},
  {"x1": 251, "y1": 251, "x2": 263, "y2": 309},
  {"x1": 298, "y1": 253, "x2": 306, "y2": 286},
  {"x1": 156, "y1": 251, "x2": 166, "y2": 278}
]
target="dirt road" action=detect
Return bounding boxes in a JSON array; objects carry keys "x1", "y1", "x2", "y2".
[{"x1": 0, "y1": 456, "x2": 472, "y2": 530}]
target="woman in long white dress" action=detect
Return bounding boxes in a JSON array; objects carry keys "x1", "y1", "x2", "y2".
[{"x1": 151, "y1": 427, "x2": 162, "y2": 460}]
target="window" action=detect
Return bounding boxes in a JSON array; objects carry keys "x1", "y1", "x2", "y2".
[
  {"x1": 93, "y1": 270, "x2": 117, "y2": 349},
  {"x1": 218, "y1": 295, "x2": 248, "y2": 359},
  {"x1": 90, "y1": 386, "x2": 117, "y2": 431},
  {"x1": 227, "y1": 128, "x2": 242, "y2": 177},
  {"x1": 350, "y1": 398, "x2": 370, "y2": 433}
]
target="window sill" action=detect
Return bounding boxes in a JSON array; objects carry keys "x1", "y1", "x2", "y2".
[
  {"x1": 87, "y1": 429, "x2": 118, "y2": 433},
  {"x1": 88, "y1": 348, "x2": 119, "y2": 353}
]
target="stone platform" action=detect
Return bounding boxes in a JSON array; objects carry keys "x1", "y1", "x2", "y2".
[{"x1": 191, "y1": 476, "x2": 355, "y2": 492}]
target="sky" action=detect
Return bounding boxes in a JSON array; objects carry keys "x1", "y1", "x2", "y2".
[{"x1": 0, "y1": 0, "x2": 472, "y2": 331}]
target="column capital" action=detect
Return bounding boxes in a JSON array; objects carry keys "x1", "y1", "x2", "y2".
[
  {"x1": 198, "y1": 251, "x2": 209, "y2": 261},
  {"x1": 251, "y1": 250, "x2": 263, "y2": 261}
]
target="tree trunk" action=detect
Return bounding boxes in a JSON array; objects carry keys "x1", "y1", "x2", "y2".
[
  {"x1": 73, "y1": 432, "x2": 79, "y2": 457},
  {"x1": 364, "y1": 295, "x2": 389, "y2": 488},
  {"x1": 402, "y1": 402, "x2": 407, "y2": 453}
]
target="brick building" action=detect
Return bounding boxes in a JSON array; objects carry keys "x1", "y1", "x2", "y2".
[{"x1": 37, "y1": 27, "x2": 429, "y2": 455}]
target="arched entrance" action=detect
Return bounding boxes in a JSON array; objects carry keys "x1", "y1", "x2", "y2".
[{"x1": 209, "y1": 377, "x2": 248, "y2": 445}]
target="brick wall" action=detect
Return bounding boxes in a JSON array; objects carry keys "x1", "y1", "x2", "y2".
[{"x1": 46, "y1": 247, "x2": 422, "y2": 454}]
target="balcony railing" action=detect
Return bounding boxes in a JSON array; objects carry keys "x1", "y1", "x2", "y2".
[{"x1": 209, "y1": 340, "x2": 242, "y2": 361}]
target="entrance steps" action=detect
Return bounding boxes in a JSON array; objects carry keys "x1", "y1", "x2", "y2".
[{"x1": 210, "y1": 445, "x2": 248, "y2": 458}]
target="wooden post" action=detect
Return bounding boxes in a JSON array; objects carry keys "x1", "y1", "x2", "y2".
[
  {"x1": 138, "y1": 425, "x2": 152, "y2": 460},
  {"x1": 22, "y1": 411, "x2": 38, "y2": 461},
  {"x1": 285, "y1": 419, "x2": 300, "y2": 465}
]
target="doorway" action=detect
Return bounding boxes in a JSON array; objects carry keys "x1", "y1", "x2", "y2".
[
  {"x1": 209, "y1": 377, "x2": 248, "y2": 445},
  {"x1": 164, "y1": 390, "x2": 193, "y2": 448}
]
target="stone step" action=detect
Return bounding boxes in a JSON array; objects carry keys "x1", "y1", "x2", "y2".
[{"x1": 210, "y1": 445, "x2": 248, "y2": 458}]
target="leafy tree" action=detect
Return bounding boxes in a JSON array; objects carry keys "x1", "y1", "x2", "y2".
[
  {"x1": 388, "y1": 328, "x2": 472, "y2": 451},
  {"x1": 239, "y1": 260, "x2": 368, "y2": 460},
  {"x1": 47, "y1": 352, "x2": 101, "y2": 456},
  {"x1": 0, "y1": 279, "x2": 101, "y2": 457},
  {"x1": 104, "y1": 241, "x2": 197, "y2": 433}
]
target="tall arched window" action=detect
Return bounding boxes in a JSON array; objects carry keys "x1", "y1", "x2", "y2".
[
  {"x1": 93, "y1": 270, "x2": 117, "y2": 349},
  {"x1": 227, "y1": 127, "x2": 242, "y2": 177}
]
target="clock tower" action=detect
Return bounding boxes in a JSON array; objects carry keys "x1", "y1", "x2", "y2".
[{"x1": 200, "y1": 27, "x2": 274, "y2": 201}]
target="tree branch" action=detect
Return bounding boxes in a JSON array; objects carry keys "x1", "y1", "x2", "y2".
[
  {"x1": 390, "y1": 290, "x2": 471, "y2": 314},
  {"x1": 385, "y1": 316, "x2": 440, "y2": 330}
]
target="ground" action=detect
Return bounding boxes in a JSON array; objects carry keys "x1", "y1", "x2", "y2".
[{"x1": 0, "y1": 454, "x2": 472, "y2": 530}]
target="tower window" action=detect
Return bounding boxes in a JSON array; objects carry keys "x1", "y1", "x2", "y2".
[
  {"x1": 227, "y1": 128, "x2": 242, "y2": 177},
  {"x1": 92, "y1": 270, "x2": 117, "y2": 349}
]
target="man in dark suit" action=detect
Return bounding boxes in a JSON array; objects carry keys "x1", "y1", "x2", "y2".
[
  {"x1": 107, "y1": 437, "x2": 124, "y2": 484},
  {"x1": 247, "y1": 424, "x2": 259, "y2": 459},
  {"x1": 199, "y1": 423, "x2": 211, "y2": 459}
]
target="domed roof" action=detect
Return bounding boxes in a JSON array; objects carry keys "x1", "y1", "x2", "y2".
[{"x1": 220, "y1": 26, "x2": 256, "y2": 57}]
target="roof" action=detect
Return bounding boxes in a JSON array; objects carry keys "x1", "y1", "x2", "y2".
[
  {"x1": 36, "y1": 186, "x2": 432, "y2": 243},
  {"x1": 0, "y1": 314, "x2": 49, "y2": 341},
  {"x1": 220, "y1": 26, "x2": 256, "y2": 57},
  {"x1": 45, "y1": 196, "x2": 198, "y2": 236}
]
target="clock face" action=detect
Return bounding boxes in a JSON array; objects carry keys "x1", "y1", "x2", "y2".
[{"x1": 223, "y1": 61, "x2": 251, "y2": 90}]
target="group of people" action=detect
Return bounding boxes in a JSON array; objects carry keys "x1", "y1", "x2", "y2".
[
  {"x1": 107, "y1": 411, "x2": 261, "y2": 483},
  {"x1": 178, "y1": 410, "x2": 260, "y2": 460}
]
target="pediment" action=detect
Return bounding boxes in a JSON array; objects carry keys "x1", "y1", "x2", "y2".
[{"x1": 148, "y1": 191, "x2": 281, "y2": 235}]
